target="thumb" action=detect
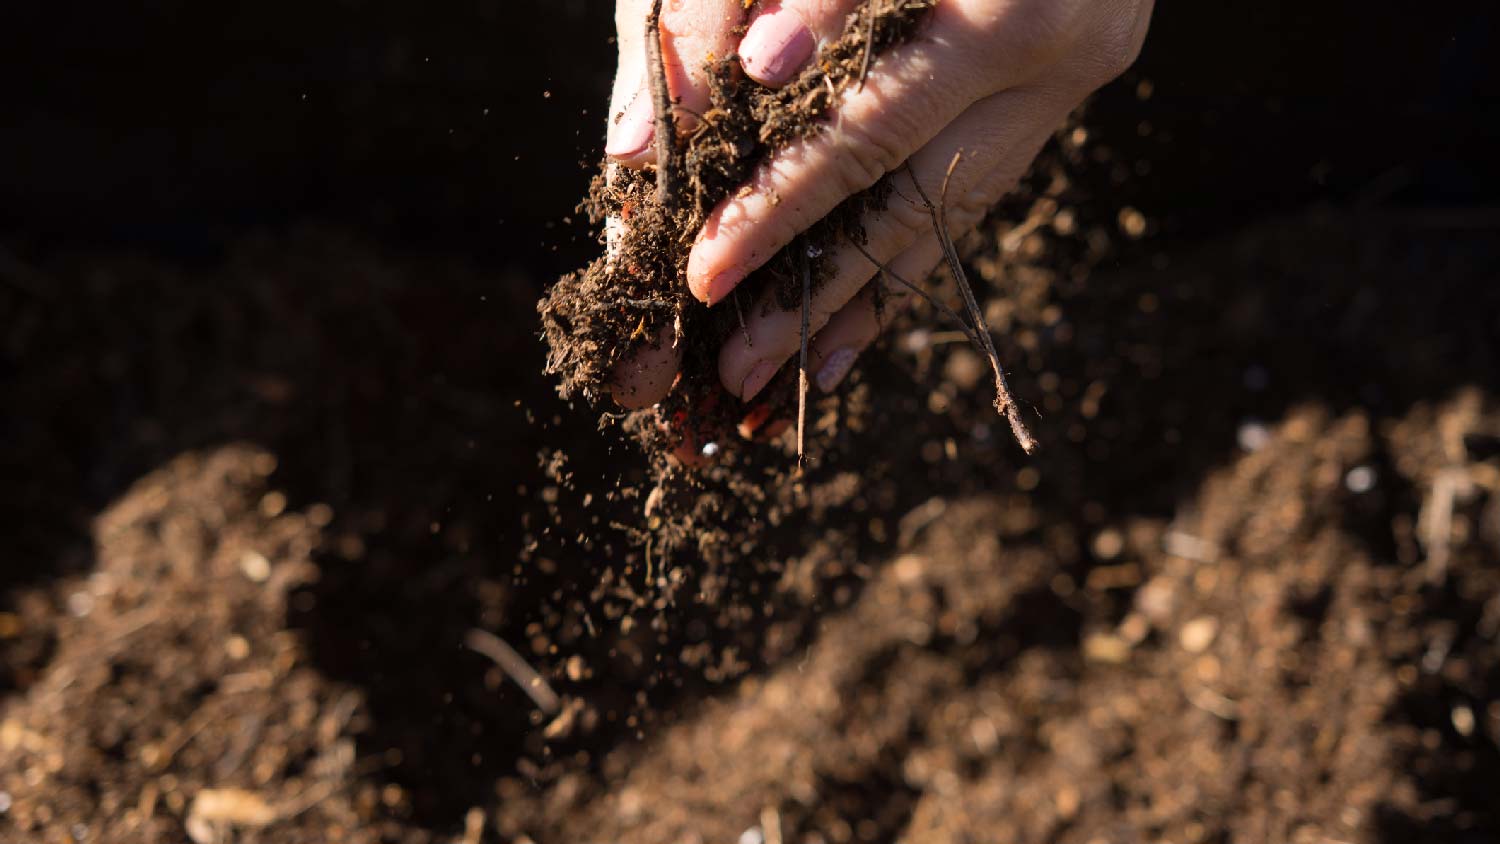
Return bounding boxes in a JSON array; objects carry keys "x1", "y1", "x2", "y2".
[{"x1": 604, "y1": 0, "x2": 748, "y2": 168}]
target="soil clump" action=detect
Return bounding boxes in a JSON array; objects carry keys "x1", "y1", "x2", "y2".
[{"x1": 539, "y1": 0, "x2": 935, "y2": 463}]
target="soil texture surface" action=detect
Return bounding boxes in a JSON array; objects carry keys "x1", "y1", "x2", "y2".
[{"x1": 5, "y1": 200, "x2": 1499, "y2": 843}]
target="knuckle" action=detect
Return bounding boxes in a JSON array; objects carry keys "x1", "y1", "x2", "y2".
[
  {"x1": 1098, "y1": 25, "x2": 1146, "y2": 81},
  {"x1": 1029, "y1": 0, "x2": 1091, "y2": 45},
  {"x1": 1076, "y1": 33, "x2": 1138, "y2": 88},
  {"x1": 994, "y1": 0, "x2": 1090, "y2": 68},
  {"x1": 886, "y1": 193, "x2": 932, "y2": 236},
  {"x1": 835, "y1": 120, "x2": 908, "y2": 194},
  {"x1": 1075, "y1": 7, "x2": 1148, "y2": 87}
]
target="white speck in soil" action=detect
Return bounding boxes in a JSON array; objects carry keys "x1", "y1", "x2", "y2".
[{"x1": 1344, "y1": 465, "x2": 1376, "y2": 494}]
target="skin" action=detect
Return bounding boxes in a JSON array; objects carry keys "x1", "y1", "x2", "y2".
[{"x1": 603, "y1": 0, "x2": 1155, "y2": 444}]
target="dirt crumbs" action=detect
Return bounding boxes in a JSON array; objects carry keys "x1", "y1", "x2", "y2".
[
  {"x1": 0, "y1": 447, "x2": 408, "y2": 844},
  {"x1": 539, "y1": 0, "x2": 936, "y2": 459},
  {"x1": 3, "y1": 205, "x2": 1498, "y2": 843},
  {"x1": 501, "y1": 398, "x2": 1500, "y2": 844}
]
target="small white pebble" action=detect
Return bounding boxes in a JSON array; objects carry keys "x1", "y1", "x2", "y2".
[
  {"x1": 1136, "y1": 576, "x2": 1178, "y2": 624},
  {"x1": 239, "y1": 551, "x2": 272, "y2": 583},
  {"x1": 0, "y1": 791, "x2": 13, "y2": 813},
  {"x1": 902, "y1": 329, "x2": 933, "y2": 353},
  {"x1": 1345, "y1": 465, "x2": 1376, "y2": 494},
  {"x1": 67, "y1": 591, "x2": 95, "y2": 618},
  {"x1": 738, "y1": 829, "x2": 765, "y2": 844},
  {"x1": 1180, "y1": 616, "x2": 1219, "y2": 653},
  {"x1": 1452, "y1": 704, "x2": 1475, "y2": 737},
  {"x1": 701, "y1": 442, "x2": 721, "y2": 457},
  {"x1": 1237, "y1": 420, "x2": 1271, "y2": 452}
]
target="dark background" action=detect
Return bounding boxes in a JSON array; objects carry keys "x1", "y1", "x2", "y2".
[
  {"x1": 3, "y1": 1, "x2": 1499, "y2": 839},
  {"x1": 2, "y1": 1, "x2": 1496, "y2": 272}
]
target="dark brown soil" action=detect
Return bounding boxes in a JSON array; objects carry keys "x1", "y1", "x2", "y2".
[
  {"x1": 4, "y1": 200, "x2": 1499, "y2": 842},
  {"x1": 4, "y1": 3, "x2": 1500, "y2": 840}
]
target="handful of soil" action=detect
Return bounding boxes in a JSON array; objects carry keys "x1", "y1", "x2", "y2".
[{"x1": 539, "y1": 0, "x2": 938, "y2": 466}]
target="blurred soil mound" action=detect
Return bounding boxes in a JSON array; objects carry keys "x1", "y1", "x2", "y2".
[{"x1": 3, "y1": 205, "x2": 1499, "y2": 842}]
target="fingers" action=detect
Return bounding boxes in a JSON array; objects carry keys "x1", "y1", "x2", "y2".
[
  {"x1": 739, "y1": 0, "x2": 860, "y2": 88},
  {"x1": 731, "y1": 236, "x2": 940, "y2": 447},
  {"x1": 802, "y1": 228, "x2": 952, "y2": 395},
  {"x1": 609, "y1": 323, "x2": 682, "y2": 410},
  {"x1": 605, "y1": 1, "x2": 747, "y2": 409},
  {"x1": 687, "y1": 0, "x2": 1067, "y2": 305},
  {"x1": 718, "y1": 86, "x2": 1070, "y2": 401},
  {"x1": 605, "y1": 0, "x2": 748, "y2": 167}
]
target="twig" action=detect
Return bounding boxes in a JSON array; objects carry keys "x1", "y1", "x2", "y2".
[
  {"x1": 906, "y1": 155, "x2": 1037, "y2": 453},
  {"x1": 645, "y1": 0, "x2": 680, "y2": 207},
  {"x1": 850, "y1": 240, "x2": 978, "y2": 345},
  {"x1": 1420, "y1": 467, "x2": 1469, "y2": 583},
  {"x1": 465, "y1": 629, "x2": 562, "y2": 715},
  {"x1": 796, "y1": 239, "x2": 812, "y2": 469},
  {"x1": 856, "y1": 4, "x2": 878, "y2": 92}
]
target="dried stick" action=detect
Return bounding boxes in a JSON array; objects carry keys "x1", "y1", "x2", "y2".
[
  {"x1": 849, "y1": 240, "x2": 978, "y2": 346},
  {"x1": 645, "y1": 0, "x2": 680, "y2": 206},
  {"x1": 796, "y1": 239, "x2": 812, "y2": 469},
  {"x1": 465, "y1": 629, "x2": 562, "y2": 715},
  {"x1": 906, "y1": 155, "x2": 1037, "y2": 453},
  {"x1": 856, "y1": 4, "x2": 878, "y2": 92}
]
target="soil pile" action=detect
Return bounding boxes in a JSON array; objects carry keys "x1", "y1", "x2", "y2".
[{"x1": 3, "y1": 205, "x2": 1498, "y2": 842}]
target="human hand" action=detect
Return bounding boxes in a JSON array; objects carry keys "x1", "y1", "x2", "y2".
[{"x1": 604, "y1": 0, "x2": 1153, "y2": 423}]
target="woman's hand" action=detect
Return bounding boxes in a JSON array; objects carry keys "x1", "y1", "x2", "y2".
[{"x1": 604, "y1": 0, "x2": 1154, "y2": 414}]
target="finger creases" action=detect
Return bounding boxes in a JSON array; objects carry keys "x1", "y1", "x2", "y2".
[
  {"x1": 687, "y1": 18, "x2": 1002, "y2": 304},
  {"x1": 715, "y1": 85, "x2": 1072, "y2": 402}
]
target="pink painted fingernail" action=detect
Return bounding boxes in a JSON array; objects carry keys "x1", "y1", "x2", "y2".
[
  {"x1": 605, "y1": 90, "x2": 654, "y2": 158},
  {"x1": 815, "y1": 347, "x2": 857, "y2": 393},
  {"x1": 739, "y1": 360, "x2": 780, "y2": 402},
  {"x1": 740, "y1": 7, "x2": 816, "y2": 87}
]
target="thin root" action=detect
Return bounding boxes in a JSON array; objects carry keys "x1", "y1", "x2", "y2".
[
  {"x1": 464, "y1": 629, "x2": 562, "y2": 715},
  {"x1": 857, "y1": 4, "x2": 878, "y2": 92},
  {"x1": 796, "y1": 237, "x2": 812, "y2": 470},
  {"x1": 645, "y1": 0, "x2": 680, "y2": 207},
  {"x1": 850, "y1": 241, "x2": 978, "y2": 345},
  {"x1": 906, "y1": 154, "x2": 1037, "y2": 453}
]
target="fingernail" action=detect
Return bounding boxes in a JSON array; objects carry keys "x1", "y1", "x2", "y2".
[
  {"x1": 815, "y1": 347, "x2": 857, "y2": 393},
  {"x1": 740, "y1": 8, "x2": 816, "y2": 87},
  {"x1": 739, "y1": 360, "x2": 779, "y2": 402},
  {"x1": 698, "y1": 267, "x2": 745, "y2": 305},
  {"x1": 605, "y1": 90, "x2": 654, "y2": 158}
]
